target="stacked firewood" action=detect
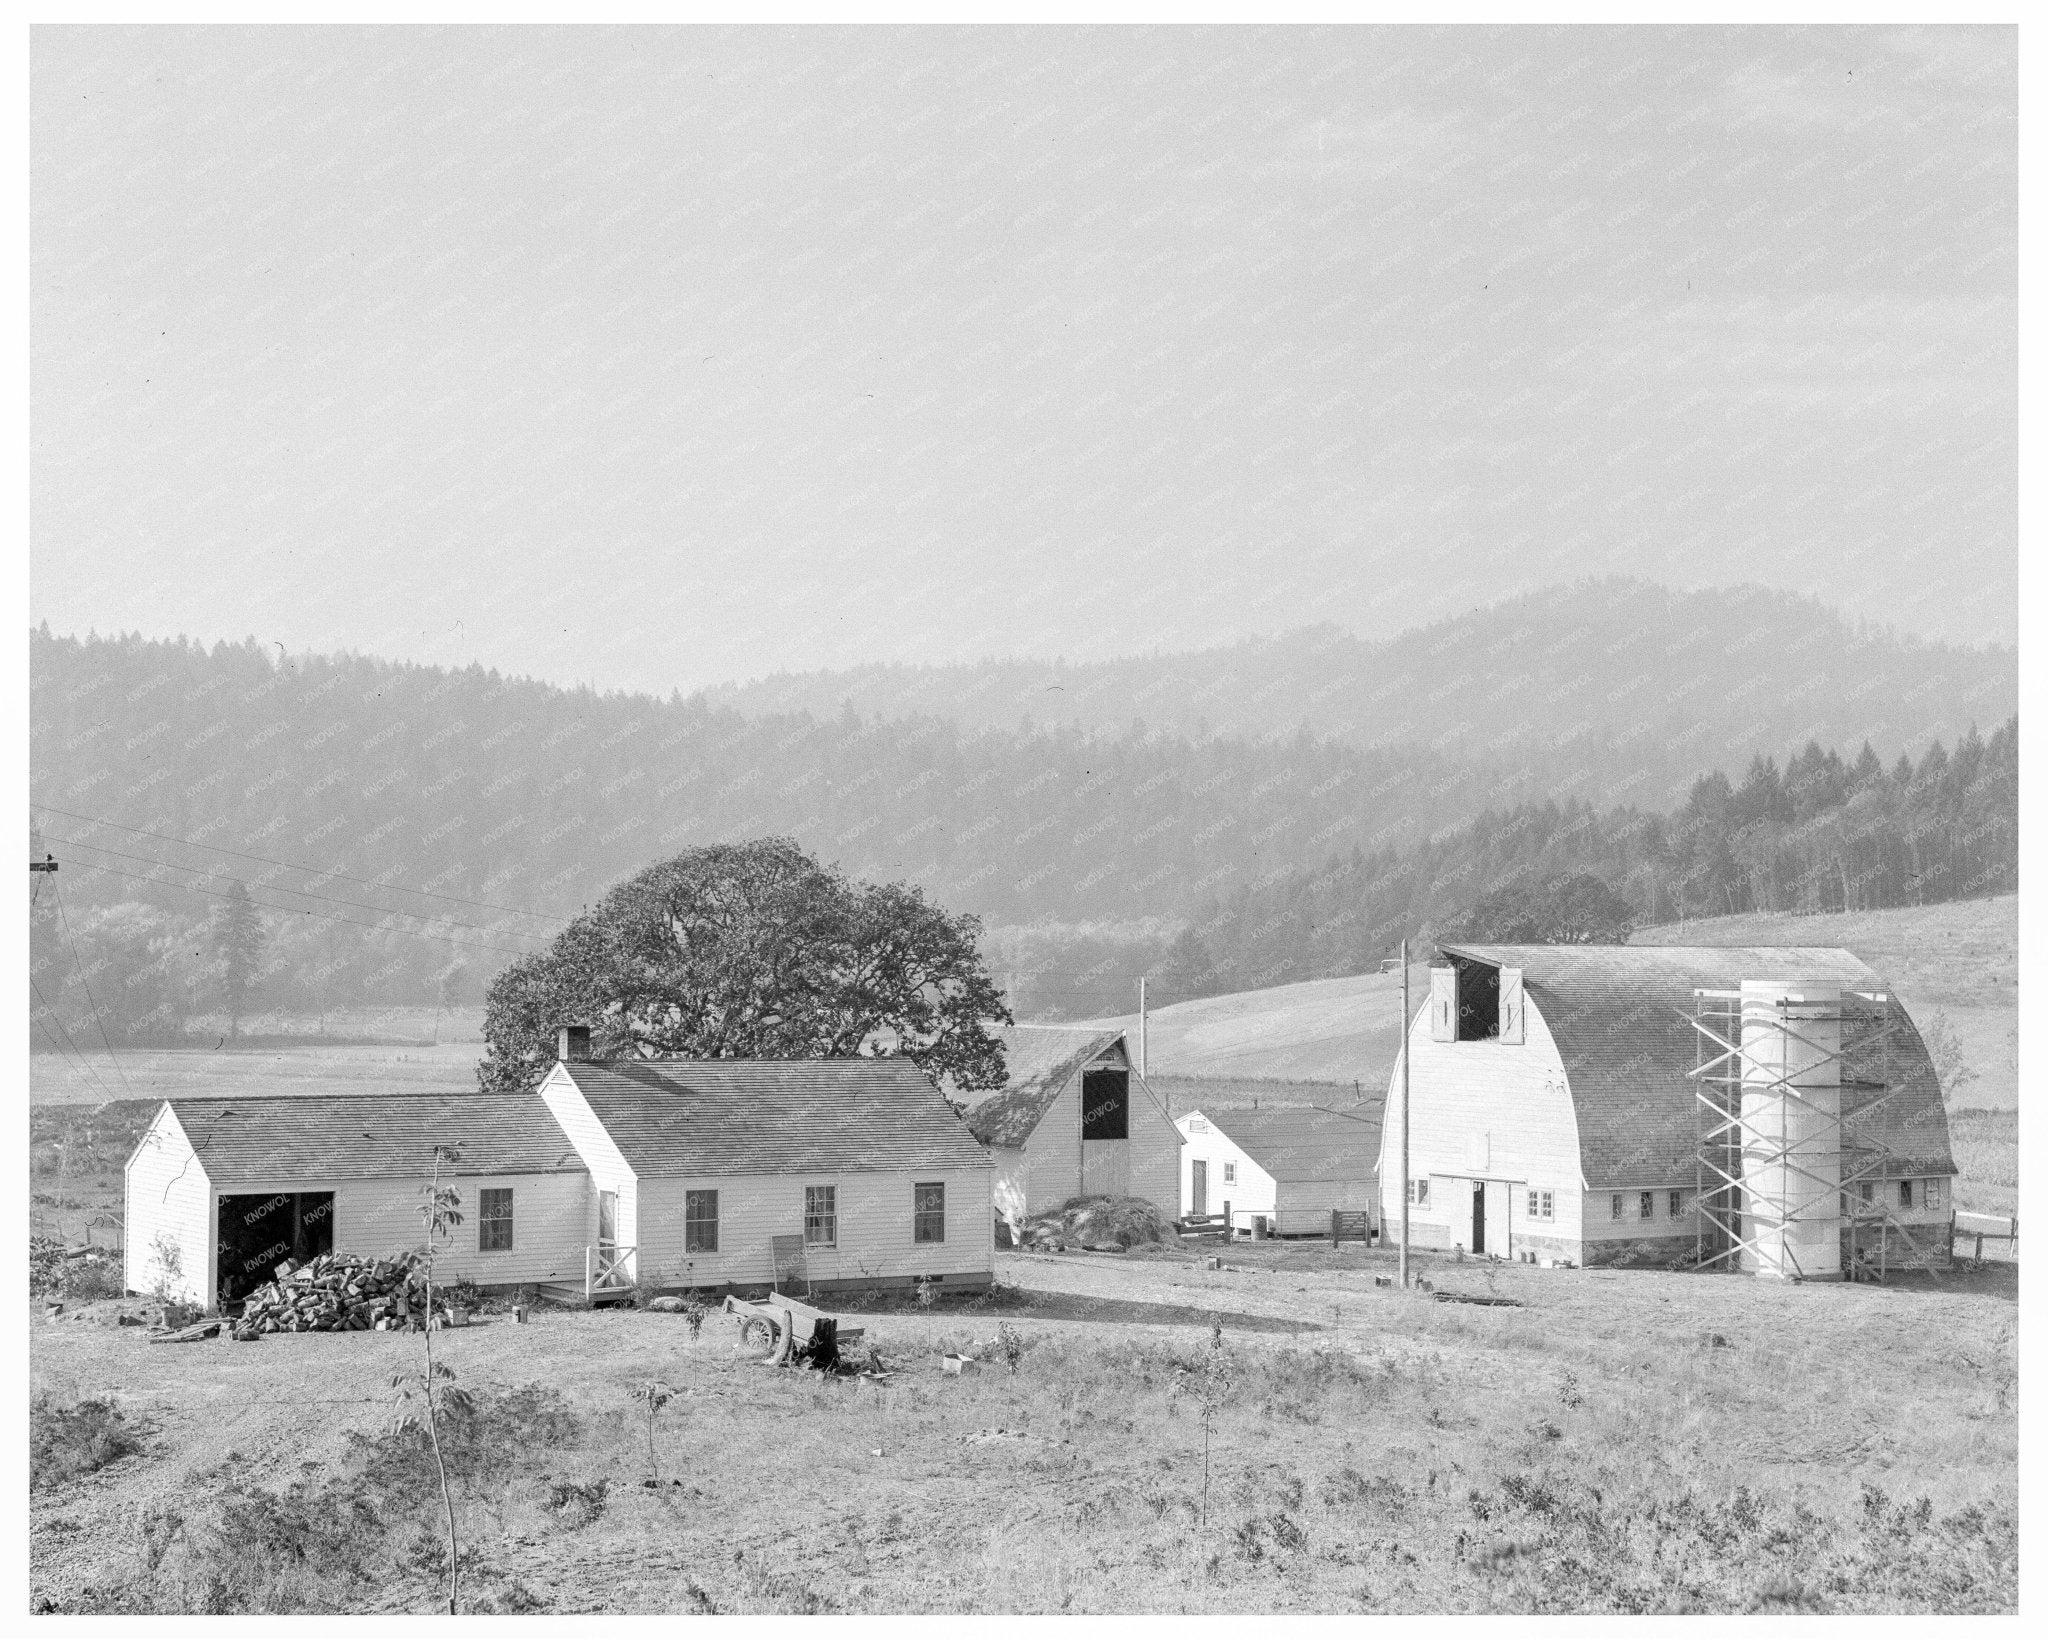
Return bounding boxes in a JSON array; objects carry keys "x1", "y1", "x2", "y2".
[{"x1": 236, "y1": 1251, "x2": 433, "y2": 1334}]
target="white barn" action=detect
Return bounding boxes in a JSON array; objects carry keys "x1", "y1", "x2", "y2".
[
  {"x1": 1175, "y1": 1104, "x2": 1381, "y2": 1237},
  {"x1": 961, "y1": 1025, "x2": 1181, "y2": 1239},
  {"x1": 126, "y1": 1035, "x2": 996, "y2": 1311},
  {"x1": 1378, "y1": 944, "x2": 1959, "y2": 1273},
  {"x1": 124, "y1": 1093, "x2": 590, "y2": 1311}
]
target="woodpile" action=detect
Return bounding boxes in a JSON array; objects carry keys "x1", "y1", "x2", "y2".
[{"x1": 237, "y1": 1251, "x2": 433, "y2": 1334}]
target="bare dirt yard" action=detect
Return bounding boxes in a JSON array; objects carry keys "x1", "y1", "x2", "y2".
[{"x1": 31, "y1": 1239, "x2": 2017, "y2": 1615}]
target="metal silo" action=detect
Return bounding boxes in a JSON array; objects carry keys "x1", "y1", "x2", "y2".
[{"x1": 1737, "y1": 980, "x2": 1844, "y2": 1281}]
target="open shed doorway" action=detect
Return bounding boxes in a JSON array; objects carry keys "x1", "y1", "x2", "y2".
[{"x1": 217, "y1": 1191, "x2": 334, "y2": 1308}]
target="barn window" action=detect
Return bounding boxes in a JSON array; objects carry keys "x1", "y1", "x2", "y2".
[
  {"x1": 1223, "y1": 1162, "x2": 1237, "y2": 1185},
  {"x1": 1526, "y1": 1190, "x2": 1552, "y2": 1221},
  {"x1": 914, "y1": 1182, "x2": 945, "y2": 1243},
  {"x1": 479, "y1": 1189, "x2": 514, "y2": 1252},
  {"x1": 1923, "y1": 1178, "x2": 1944, "y2": 1211},
  {"x1": 1640, "y1": 1191, "x2": 1655, "y2": 1221},
  {"x1": 1409, "y1": 1178, "x2": 1429, "y2": 1208},
  {"x1": 1081, "y1": 1068, "x2": 1129, "y2": 1140},
  {"x1": 1188, "y1": 1117, "x2": 1208, "y2": 1133},
  {"x1": 685, "y1": 1190, "x2": 719, "y2": 1253},
  {"x1": 1669, "y1": 1190, "x2": 1686, "y2": 1220},
  {"x1": 1860, "y1": 1181, "x2": 1875, "y2": 1204},
  {"x1": 1611, "y1": 1193, "x2": 1625, "y2": 1221},
  {"x1": 804, "y1": 1185, "x2": 837, "y2": 1247},
  {"x1": 1899, "y1": 1179, "x2": 1913, "y2": 1209}
]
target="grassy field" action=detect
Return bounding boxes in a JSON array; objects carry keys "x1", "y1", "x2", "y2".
[
  {"x1": 1076, "y1": 895, "x2": 2017, "y2": 1108},
  {"x1": 30, "y1": 1242, "x2": 2017, "y2": 1614}
]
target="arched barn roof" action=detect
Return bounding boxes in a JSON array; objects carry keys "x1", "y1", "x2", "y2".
[{"x1": 1438, "y1": 944, "x2": 1956, "y2": 1189}]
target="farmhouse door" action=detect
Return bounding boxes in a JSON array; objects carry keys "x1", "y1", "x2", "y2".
[
  {"x1": 1471, "y1": 1180, "x2": 1487, "y2": 1256},
  {"x1": 598, "y1": 1190, "x2": 619, "y2": 1251},
  {"x1": 1191, "y1": 1160, "x2": 1208, "y2": 1217}
]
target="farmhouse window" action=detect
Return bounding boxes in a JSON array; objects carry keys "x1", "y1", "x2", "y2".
[
  {"x1": 1526, "y1": 1190, "x2": 1553, "y2": 1221},
  {"x1": 1223, "y1": 1162, "x2": 1237, "y2": 1184},
  {"x1": 1408, "y1": 1178, "x2": 1430, "y2": 1208},
  {"x1": 1860, "y1": 1181, "x2": 1875, "y2": 1203},
  {"x1": 1640, "y1": 1191, "x2": 1655, "y2": 1221},
  {"x1": 804, "y1": 1185, "x2": 837, "y2": 1248},
  {"x1": 1923, "y1": 1178, "x2": 1944, "y2": 1210},
  {"x1": 1899, "y1": 1179, "x2": 1913, "y2": 1209},
  {"x1": 1669, "y1": 1190, "x2": 1685, "y2": 1220},
  {"x1": 914, "y1": 1182, "x2": 945, "y2": 1244},
  {"x1": 1611, "y1": 1193, "x2": 1625, "y2": 1222},
  {"x1": 1188, "y1": 1117, "x2": 1208, "y2": 1133},
  {"x1": 479, "y1": 1188, "x2": 514, "y2": 1253},
  {"x1": 685, "y1": 1190, "x2": 719, "y2": 1253}
]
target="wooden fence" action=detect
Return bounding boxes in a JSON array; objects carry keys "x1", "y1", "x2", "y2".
[{"x1": 1952, "y1": 1211, "x2": 2019, "y2": 1262}]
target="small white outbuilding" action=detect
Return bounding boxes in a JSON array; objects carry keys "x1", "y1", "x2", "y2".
[
  {"x1": 1175, "y1": 1105, "x2": 1382, "y2": 1237},
  {"x1": 123, "y1": 1093, "x2": 589, "y2": 1311}
]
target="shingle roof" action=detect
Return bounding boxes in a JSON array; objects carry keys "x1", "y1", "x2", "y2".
[
  {"x1": 163, "y1": 1094, "x2": 586, "y2": 1186},
  {"x1": 962, "y1": 1026, "x2": 1123, "y2": 1148},
  {"x1": 561, "y1": 1058, "x2": 991, "y2": 1177},
  {"x1": 1439, "y1": 944, "x2": 1956, "y2": 1188},
  {"x1": 1192, "y1": 1105, "x2": 1383, "y2": 1183}
]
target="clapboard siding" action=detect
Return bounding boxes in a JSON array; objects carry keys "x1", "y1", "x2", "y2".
[
  {"x1": 123, "y1": 1104, "x2": 211, "y2": 1306},
  {"x1": 991, "y1": 1146, "x2": 1030, "y2": 1236},
  {"x1": 1273, "y1": 1178, "x2": 1375, "y2": 1235},
  {"x1": 1124, "y1": 1072, "x2": 1183, "y2": 1217},
  {"x1": 1176, "y1": 1116, "x2": 1277, "y2": 1220},
  {"x1": 634, "y1": 1167, "x2": 994, "y2": 1289},
  {"x1": 1023, "y1": 1076, "x2": 1084, "y2": 1210},
  {"x1": 201, "y1": 1172, "x2": 593, "y2": 1288}
]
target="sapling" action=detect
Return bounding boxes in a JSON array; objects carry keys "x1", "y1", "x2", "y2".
[
  {"x1": 914, "y1": 1273, "x2": 936, "y2": 1350},
  {"x1": 390, "y1": 1142, "x2": 468, "y2": 1614},
  {"x1": 633, "y1": 1380, "x2": 677, "y2": 1487}
]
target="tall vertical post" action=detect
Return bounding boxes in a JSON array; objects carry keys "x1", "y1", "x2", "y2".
[
  {"x1": 1399, "y1": 939, "x2": 1411, "y2": 1290},
  {"x1": 1138, "y1": 976, "x2": 1149, "y2": 1079}
]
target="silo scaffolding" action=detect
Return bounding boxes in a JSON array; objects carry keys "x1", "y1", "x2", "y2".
[{"x1": 1687, "y1": 981, "x2": 1942, "y2": 1282}]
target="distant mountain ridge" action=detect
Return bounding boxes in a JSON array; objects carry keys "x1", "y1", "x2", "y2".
[{"x1": 702, "y1": 578, "x2": 2016, "y2": 810}]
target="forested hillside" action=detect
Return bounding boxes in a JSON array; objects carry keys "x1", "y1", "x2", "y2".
[
  {"x1": 706, "y1": 578, "x2": 2017, "y2": 810},
  {"x1": 27, "y1": 626, "x2": 2017, "y2": 1040}
]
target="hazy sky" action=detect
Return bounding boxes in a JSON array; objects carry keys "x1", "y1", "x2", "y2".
[{"x1": 33, "y1": 26, "x2": 2015, "y2": 695}]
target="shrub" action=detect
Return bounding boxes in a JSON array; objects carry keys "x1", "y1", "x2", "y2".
[{"x1": 31, "y1": 1393, "x2": 146, "y2": 1490}]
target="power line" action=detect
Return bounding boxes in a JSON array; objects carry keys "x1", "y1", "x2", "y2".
[
  {"x1": 29, "y1": 974, "x2": 121, "y2": 1106},
  {"x1": 51, "y1": 882, "x2": 138, "y2": 1102},
  {"x1": 29, "y1": 802, "x2": 569, "y2": 924},
  {"x1": 57, "y1": 857, "x2": 548, "y2": 960},
  {"x1": 41, "y1": 832, "x2": 551, "y2": 949}
]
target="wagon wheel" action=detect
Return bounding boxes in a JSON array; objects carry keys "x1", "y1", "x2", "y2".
[{"x1": 738, "y1": 1314, "x2": 780, "y2": 1352}]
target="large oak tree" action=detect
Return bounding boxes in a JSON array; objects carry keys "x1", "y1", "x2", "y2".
[{"x1": 476, "y1": 838, "x2": 1010, "y2": 1094}]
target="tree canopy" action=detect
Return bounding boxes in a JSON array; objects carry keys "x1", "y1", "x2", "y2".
[{"x1": 476, "y1": 838, "x2": 1011, "y2": 1095}]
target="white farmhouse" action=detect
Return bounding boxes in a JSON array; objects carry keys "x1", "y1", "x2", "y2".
[
  {"x1": 961, "y1": 1025, "x2": 1181, "y2": 1238},
  {"x1": 1175, "y1": 1104, "x2": 1382, "y2": 1237},
  {"x1": 1379, "y1": 944, "x2": 1958, "y2": 1274},
  {"x1": 126, "y1": 1027, "x2": 996, "y2": 1310}
]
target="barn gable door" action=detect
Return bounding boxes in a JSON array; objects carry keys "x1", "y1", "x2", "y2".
[
  {"x1": 1429, "y1": 968, "x2": 1457, "y2": 1042},
  {"x1": 1498, "y1": 968, "x2": 1525, "y2": 1044}
]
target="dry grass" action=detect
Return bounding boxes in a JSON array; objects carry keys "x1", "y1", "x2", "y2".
[
  {"x1": 31, "y1": 1241, "x2": 2017, "y2": 1615},
  {"x1": 1946, "y1": 1108, "x2": 2018, "y2": 1215}
]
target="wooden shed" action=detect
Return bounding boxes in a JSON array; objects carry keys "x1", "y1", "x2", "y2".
[
  {"x1": 961, "y1": 1025, "x2": 1181, "y2": 1238},
  {"x1": 1175, "y1": 1104, "x2": 1381, "y2": 1237},
  {"x1": 1379, "y1": 944, "x2": 1958, "y2": 1272},
  {"x1": 123, "y1": 1093, "x2": 589, "y2": 1311},
  {"x1": 538, "y1": 1051, "x2": 995, "y2": 1294}
]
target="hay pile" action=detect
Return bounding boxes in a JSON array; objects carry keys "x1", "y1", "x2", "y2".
[
  {"x1": 1018, "y1": 1195, "x2": 1174, "y2": 1252},
  {"x1": 237, "y1": 1251, "x2": 434, "y2": 1333}
]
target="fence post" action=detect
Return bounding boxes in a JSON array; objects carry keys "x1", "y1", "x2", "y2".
[
  {"x1": 1224, "y1": 1204, "x2": 1233, "y2": 1239},
  {"x1": 1331, "y1": 1209, "x2": 1340, "y2": 1247}
]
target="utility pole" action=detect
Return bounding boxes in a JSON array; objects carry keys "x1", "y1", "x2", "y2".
[
  {"x1": 1399, "y1": 938, "x2": 1411, "y2": 1290},
  {"x1": 1138, "y1": 976, "x2": 1148, "y2": 1079}
]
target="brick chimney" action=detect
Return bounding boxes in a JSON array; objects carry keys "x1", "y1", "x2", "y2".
[{"x1": 557, "y1": 1024, "x2": 591, "y2": 1064}]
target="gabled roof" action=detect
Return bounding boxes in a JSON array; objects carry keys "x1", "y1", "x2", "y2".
[
  {"x1": 1187, "y1": 1105, "x2": 1383, "y2": 1183},
  {"x1": 162, "y1": 1094, "x2": 586, "y2": 1186},
  {"x1": 962, "y1": 1026, "x2": 1123, "y2": 1148},
  {"x1": 557, "y1": 1058, "x2": 990, "y2": 1177},
  {"x1": 1438, "y1": 944, "x2": 1955, "y2": 1187}
]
